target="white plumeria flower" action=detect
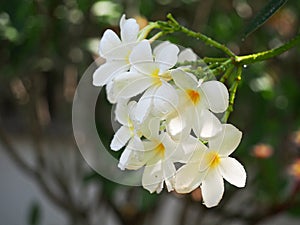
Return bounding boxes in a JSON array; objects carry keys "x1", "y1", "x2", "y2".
[
  {"x1": 118, "y1": 116, "x2": 195, "y2": 193},
  {"x1": 110, "y1": 100, "x2": 145, "y2": 171},
  {"x1": 93, "y1": 14, "x2": 140, "y2": 86},
  {"x1": 141, "y1": 132, "x2": 179, "y2": 193},
  {"x1": 170, "y1": 69, "x2": 229, "y2": 139},
  {"x1": 116, "y1": 113, "x2": 161, "y2": 170},
  {"x1": 110, "y1": 100, "x2": 141, "y2": 151},
  {"x1": 175, "y1": 124, "x2": 246, "y2": 208},
  {"x1": 108, "y1": 40, "x2": 179, "y2": 123}
]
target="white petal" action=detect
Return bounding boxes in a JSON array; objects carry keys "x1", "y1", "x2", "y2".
[
  {"x1": 134, "y1": 87, "x2": 156, "y2": 123},
  {"x1": 166, "y1": 103, "x2": 193, "y2": 141},
  {"x1": 118, "y1": 148, "x2": 132, "y2": 170},
  {"x1": 127, "y1": 101, "x2": 138, "y2": 116},
  {"x1": 99, "y1": 29, "x2": 121, "y2": 57},
  {"x1": 162, "y1": 160, "x2": 176, "y2": 192},
  {"x1": 114, "y1": 99, "x2": 130, "y2": 125},
  {"x1": 166, "y1": 114, "x2": 189, "y2": 140},
  {"x1": 193, "y1": 109, "x2": 222, "y2": 139},
  {"x1": 155, "y1": 43, "x2": 179, "y2": 72},
  {"x1": 142, "y1": 161, "x2": 164, "y2": 193},
  {"x1": 219, "y1": 157, "x2": 246, "y2": 188},
  {"x1": 178, "y1": 48, "x2": 197, "y2": 63},
  {"x1": 105, "y1": 80, "x2": 116, "y2": 103},
  {"x1": 152, "y1": 82, "x2": 178, "y2": 117},
  {"x1": 119, "y1": 14, "x2": 126, "y2": 27},
  {"x1": 171, "y1": 69, "x2": 198, "y2": 90},
  {"x1": 174, "y1": 162, "x2": 203, "y2": 193},
  {"x1": 201, "y1": 169, "x2": 224, "y2": 208},
  {"x1": 153, "y1": 41, "x2": 170, "y2": 56},
  {"x1": 140, "y1": 116, "x2": 160, "y2": 140},
  {"x1": 200, "y1": 81, "x2": 229, "y2": 113},
  {"x1": 106, "y1": 44, "x2": 136, "y2": 61},
  {"x1": 118, "y1": 137, "x2": 144, "y2": 170},
  {"x1": 120, "y1": 15, "x2": 139, "y2": 43},
  {"x1": 136, "y1": 140, "x2": 158, "y2": 165},
  {"x1": 167, "y1": 134, "x2": 206, "y2": 164},
  {"x1": 159, "y1": 132, "x2": 179, "y2": 160},
  {"x1": 110, "y1": 126, "x2": 131, "y2": 151},
  {"x1": 110, "y1": 72, "x2": 152, "y2": 101},
  {"x1": 208, "y1": 124, "x2": 242, "y2": 156},
  {"x1": 143, "y1": 140, "x2": 160, "y2": 155},
  {"x1": 181, "y1": 135, "x2": 207, "y2": 163},
  {"x1": 93, "y1": 61, "x2": 129, "y2": 86},
  {"x1": 130, "y1": 40, "x2": 155, "y2": 75}
]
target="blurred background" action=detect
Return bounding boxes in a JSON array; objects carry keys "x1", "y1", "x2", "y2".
[{"x1": 1, "y1": 0, "x2": 300, "y2": 224}]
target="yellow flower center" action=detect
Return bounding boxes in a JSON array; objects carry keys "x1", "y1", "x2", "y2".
[
  {"x1": 155, "y1": 143, "x2": 165, "y2": 158},
  {"x1": 128, "y1": 118, "x2": 135, "y2": 136},
  {"x1": 206, "y1": 151, "x2": 220, "y2": 169},
  {"x1": 186, "y1": 89, "x2": 200, "y2": 105},
  {"x1": 160, "y1": 71, "x2": 172, "y2": 81},
  {"x1": 125, "y1": 50, "x2": 131, "y2": 64},
  {"x1": 151, "y1": 68, "x2": 162, "y2": 86},
  {"x1": 127, "y1": 117, "x2": 143, "y2": 137}
]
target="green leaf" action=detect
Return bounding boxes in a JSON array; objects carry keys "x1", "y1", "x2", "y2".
[{"x1": 244, "y1": 0, "x2": 288, "y2": 38}]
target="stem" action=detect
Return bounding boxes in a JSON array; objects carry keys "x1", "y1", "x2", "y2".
[
  {"x1": 210, "y1": 59, "x2": 232, "y2": 76},
  {"x1": 156, "y1": 14, "x2": 299, "y2": 66},
  {"x1": 177, "y1": 25, "x2": 236, "y2": 57},
  {"x1": 203, "y1": 57, "x2": 228, "y2": 63},
  {"x1": 149, "y1": 31, "x2": 164, "y2": 42},
  {"x1": 220, "y1": 64, "x2": 234, "y2": 83},
  {"x1": 222, "y1": 66, "x2": 242, "y2": 123},
  {"x1": 157, "y1": 14, "x2": 236, "y2": 57},
  {"x1": 236, "y1": 34, "x2": 300, "y2": 65},
  {"x1": 208, "y1": 62, "x2": 220, "y2": 70},
  {"x1": 138, "y1": 22, "x2": 158, "y2": 40}
]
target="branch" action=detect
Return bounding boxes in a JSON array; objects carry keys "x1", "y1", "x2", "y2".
[
  {"x1": 222, "y1": 66, "x2": 242, "y2": 123},
  {"x1": 156, "y1": 14, "x2": 236, "y2": 57},
  {"x1": 236, "y1": 34, "x2": 300, "y2": 65}
]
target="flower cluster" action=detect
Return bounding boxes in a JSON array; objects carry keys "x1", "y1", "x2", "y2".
[{"x1": 93, "y1": 15, "x2": 246, "y2": 208}]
